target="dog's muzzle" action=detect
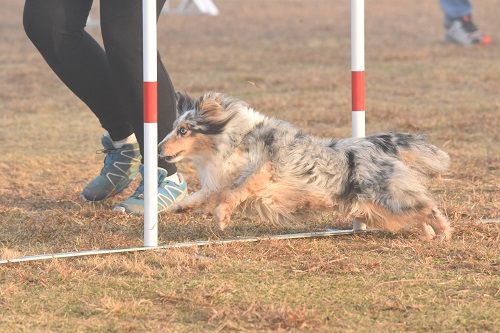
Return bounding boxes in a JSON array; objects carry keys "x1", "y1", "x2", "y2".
[{"x1": 161, "y1": 150, "x2": 184, "y2": 162}]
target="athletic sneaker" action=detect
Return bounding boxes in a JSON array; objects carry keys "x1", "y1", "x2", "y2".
[
  {"x1": 445, "y1": 15, "x2": 492, "y2": 46},
  {"x1": 81, "y1": 135, "x2": 141, "y2": 201},
  {"x1": 113, "y1": 166, "x2": 188, "y2": 215}
]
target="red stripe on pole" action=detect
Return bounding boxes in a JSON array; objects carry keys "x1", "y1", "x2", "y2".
[
  {"x1": 144, "y1": 81, "x2": 157, "y2": 123},
  {"x1": 351, "y1": 71, "x2": 365, "y2": 111}
]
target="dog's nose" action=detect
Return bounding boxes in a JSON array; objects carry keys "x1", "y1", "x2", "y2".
[{"x1": 157, "y1": 143, "x2": 164, "y2": 155}]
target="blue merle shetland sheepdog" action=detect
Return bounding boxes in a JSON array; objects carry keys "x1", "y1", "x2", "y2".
[{"x1": 158, "y1": 92, "x2": 451, "y2": 240}]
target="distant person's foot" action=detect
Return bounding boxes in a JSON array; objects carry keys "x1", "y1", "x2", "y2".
[{"x1": 445, "y1": 15, "x2": 492, "y2": 46}]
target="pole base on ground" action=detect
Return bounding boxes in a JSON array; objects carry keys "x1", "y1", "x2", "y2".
[{"x1": 352, "y1": 220, "x2": 367, "y2": 232}]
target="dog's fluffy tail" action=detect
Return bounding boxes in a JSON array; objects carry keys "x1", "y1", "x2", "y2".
[{"x1": 392, "y1": 133, "x2": 450, "y2": 175}]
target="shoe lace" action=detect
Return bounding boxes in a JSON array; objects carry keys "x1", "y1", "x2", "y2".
[
  {"x1": 131, "y1": 180, "x2": 145, "y2": 199},
  {"x1": 96, "y1": 148, "x2": 120, "y2": 174},
  {"x1": 131, "y1": 173, "x2": 169, "y2": 200},
  {"x1": 96, "y1": 148, "x2": 117, "y2": 155}
]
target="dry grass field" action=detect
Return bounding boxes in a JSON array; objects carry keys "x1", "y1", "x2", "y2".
[{"x1": 1, "y1": 0, "x2": 499, "y2": 332}]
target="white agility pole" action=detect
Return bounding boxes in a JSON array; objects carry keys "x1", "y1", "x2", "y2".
[
  {"x1": 351, "y1": 0, "x2": 365, "y2": 138},
  {"x1": 351, "y1": 0, "x2": 367, "y2": 232},
  {"x1": 143, "y1": 0, "x2": 159, "y2": 247}
]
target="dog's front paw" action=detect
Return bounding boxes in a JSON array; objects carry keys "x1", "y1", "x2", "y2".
[
  {"x1": 214, "y1": 203, "x2": 232, "y2": 230},
  {"x1": 172, "y1": 198, "x2": 196, "y2": 213},
  {"x1": 419, "y1": 224, "x2": 436, "y2": 241},
  {"x1": 171, "y1": 204, "x2": 185, "y2": 213},
  {"x1": 435, "y1": 226, "x2": 453, "y2": 242}
]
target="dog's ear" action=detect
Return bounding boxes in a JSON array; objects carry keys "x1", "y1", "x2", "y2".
[
  {"x1": 198, "y1": 92, "x2": 225, "y2": 117},
  {"x1": 176, "y1": 91, "x2": 197, "y2": 115}
]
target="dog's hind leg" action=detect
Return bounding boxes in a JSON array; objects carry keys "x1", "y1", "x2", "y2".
[
  {"x1": 409, "y1": 200, "x2": 451, "y2": 241},
  {"x1": 352, "y1": 201, "x2": 437, "y2": 240},
  {"x1": 419, "y1": 223, "x2": 436, "y2": 241},
  {"x1": 214, "y1": 164, "x2": 273, "y2": 230},
  {"x1": 402, "y1": 194, "x2": 451, "y2": 241},
  {"x1": 354, "y1": 207, "x2": 438, "y2": 241},
  {"x1": 426, "y1": 206, "x2": 452, "y2": 241}
]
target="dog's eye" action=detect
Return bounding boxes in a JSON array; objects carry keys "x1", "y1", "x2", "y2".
[{"x1": 178, "y1": 127, "x2": 188, "y2": 136}]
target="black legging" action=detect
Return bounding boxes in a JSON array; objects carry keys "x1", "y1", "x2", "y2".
[{"x1": 23, "y1": 0, "x2": 177, "y2": 174}]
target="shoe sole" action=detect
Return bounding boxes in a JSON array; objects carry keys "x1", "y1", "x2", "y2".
[
  {"x1": 113, "y1": 205, "x2": 127, "y2": 213},
  {"x1": 445, "y1": 34, "x2": 492, "y2": 46},
  {"x1": 80, "y1": 176, "x2": 138, "y2": 202},
  {"x1": 112, "y1": 189, "x2": 188, "y2": 215}
]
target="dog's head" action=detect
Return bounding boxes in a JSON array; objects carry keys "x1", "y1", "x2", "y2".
[{"x1": 158, "y1": 92, "x2": 242, "y2": 163}]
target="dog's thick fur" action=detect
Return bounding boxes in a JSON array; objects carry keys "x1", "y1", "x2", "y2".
[{"x1": 159, "y1": 92, "x2": 452, "y2": 240}]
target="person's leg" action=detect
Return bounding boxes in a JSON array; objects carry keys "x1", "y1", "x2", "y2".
[
  {"x1": 100, "y1": 0, "x2": 188, "y2": 214},
  {"x1": 23, "y1": 0, "x2": 133, "y2": 140},
  {"x1": 439, "y1": 0, "x2": 472, "y2": 25},
  {"x1": 100, "y1": 0, "x2": 177, "y2": 175},
  {"x1": 23, "y1": 0, "x2": 141, "y2": 202},
  {"x1": 439, "y1": 0, "x2": 491, "y2": 45}
]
